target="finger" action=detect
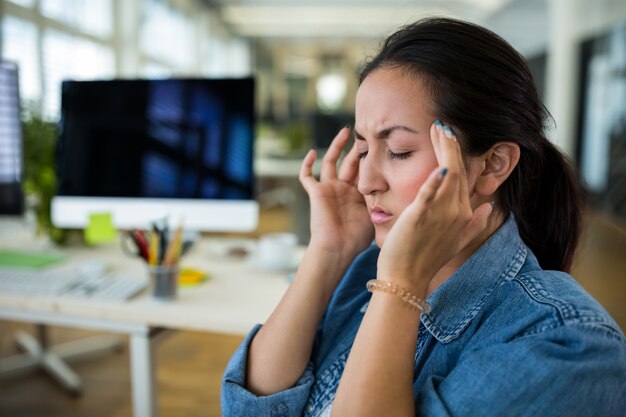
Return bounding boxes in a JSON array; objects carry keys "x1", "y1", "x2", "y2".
[
  {"x1": 459, "y1": 201, "x2": 494, "y2": 249},
  {"x1": 451, "y1": 132, "x2": 470, "y2": 202},
  {"x1": 458, "y1": 159, "x2": 470, "y2": 203},
  {"x1": 440, "y1": 125, "x2": 470, "y2": 202},
  {"x1": 320, "y1": 127, "x2": 351, "y2": 181},
  {"x1": 438, "y1": 124, "x2": 459, "y2": 173},
  {"x1": 337, "y1": 142, "x2": 361, "y2": 184},
  {"x1": 431, "y1": 123, "x2": 458, "y2": 201},
  {"x1": 410, "y1": 166, "x2": 446, "y2": 220},
  {"x1": 430, "y1": 120, "x2": 443, "y2": 165},
  {"x1": 299, "y1": 149, "x2": 318, "y2": 192}
]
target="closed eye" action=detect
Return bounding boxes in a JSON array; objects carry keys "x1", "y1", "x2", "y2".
[
  {"x1": 358, "y1": 150, "x2": 413, "y2": 160},
  {"x1": 388, "y1": 151, "x2": 412, "y2": 160}
]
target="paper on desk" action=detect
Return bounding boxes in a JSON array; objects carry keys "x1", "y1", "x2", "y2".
[{"x1": 0, "y1": 249, "x2": 66, "y2": 268}]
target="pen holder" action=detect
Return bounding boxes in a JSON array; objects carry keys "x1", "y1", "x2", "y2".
[{"x1": 147, "y1": 265, "x2": 179, "y2": 300}]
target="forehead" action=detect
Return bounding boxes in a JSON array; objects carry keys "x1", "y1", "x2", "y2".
[{"x1": 355, "y1": 67, "x2": 434, "y2": 131}]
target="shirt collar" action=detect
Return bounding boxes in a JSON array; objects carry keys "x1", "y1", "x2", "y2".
[{"x1": 420, "y1": 214, "x2": 528, "y2": 343}]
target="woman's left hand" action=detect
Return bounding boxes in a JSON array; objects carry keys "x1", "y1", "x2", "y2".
[{"x1": 377, "y1": 121, "x2": 494, "y2": 298}]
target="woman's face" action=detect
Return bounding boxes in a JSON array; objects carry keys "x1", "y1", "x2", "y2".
[{"x1": 355, "y1": 67, "x2": 440, "y2": 247}]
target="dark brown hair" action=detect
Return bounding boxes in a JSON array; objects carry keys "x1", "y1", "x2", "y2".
[{"x1": 360, "y1": 17, "x2": 583, "y2": 272}]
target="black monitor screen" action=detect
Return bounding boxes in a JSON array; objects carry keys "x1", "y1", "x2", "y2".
[{"x1": 57, "y1": 78, "x2": 255, "y2": 200}]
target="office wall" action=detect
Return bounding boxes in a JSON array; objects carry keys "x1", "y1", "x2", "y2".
[{"x1": 545, "y1": 0, "x2": 626, "y2": 158}]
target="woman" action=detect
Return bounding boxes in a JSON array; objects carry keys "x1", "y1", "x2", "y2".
[{"x1": 222, "y1": 18, "x2": 626, "y2": 416}]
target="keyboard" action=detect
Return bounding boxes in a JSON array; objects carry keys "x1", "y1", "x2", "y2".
[{"x1": 0, "y1": 267, "x2": 148, "y2": 301}]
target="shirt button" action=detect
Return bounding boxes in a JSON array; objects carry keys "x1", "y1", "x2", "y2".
[{"x1": 307, "y1": 404, "x2": 314, "y2": 413}]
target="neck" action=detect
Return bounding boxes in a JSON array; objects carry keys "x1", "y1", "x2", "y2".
[{"x1": 425, "y1": 210, "x2": 506, "y2": 297}]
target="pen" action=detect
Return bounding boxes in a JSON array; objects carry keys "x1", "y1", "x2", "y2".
[
  {"x1": 159, "y1": 223, "x2": 168, "y2": 265},
  {"x1": 149, "y1": 229, "x2": 159, "y2": 266},
  {"x1": 132, "y1": 229, "x2": 150, "y2": 262}
]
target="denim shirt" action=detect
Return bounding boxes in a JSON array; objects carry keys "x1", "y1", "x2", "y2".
[{"x1": 222, "y1": 216, "x2": 626, "y2": 416}]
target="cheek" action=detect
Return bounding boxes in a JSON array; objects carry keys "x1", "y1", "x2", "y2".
[
  {"x1": 393, "y1": 146, "x2": 440, "y2": 205},
  {"x1": 394, "y1": 168, "x2": 437, "y2": 208}
]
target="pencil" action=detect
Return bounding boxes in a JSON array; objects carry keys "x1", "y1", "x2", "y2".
[
  {"x1": 170, "y1": 228, "x2": 184, "y2": 265},
  {"x1": 163, "y1": 221, "x2": 184, "y2": 266},
  {"x1": 149, "y1": 230, "x2": 159, "y2": 266}
]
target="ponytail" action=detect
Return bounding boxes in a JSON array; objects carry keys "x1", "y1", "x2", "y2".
[{"x1": 500, "y1": 138, "x2": 584, "y2": 272}]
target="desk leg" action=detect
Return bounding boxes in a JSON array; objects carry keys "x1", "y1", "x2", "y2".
[{"x1": 130, "y1": 330, "x2": 157, "y2": 417}]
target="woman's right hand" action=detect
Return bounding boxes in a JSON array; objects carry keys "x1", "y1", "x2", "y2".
[
  {"x1": 299, "y1": 127, "x2": 374, "y2": 260},
  {"x1": 247, "y1": 127, "x2": 371, "y2": 396}
]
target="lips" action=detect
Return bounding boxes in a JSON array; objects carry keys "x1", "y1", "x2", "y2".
[{"x1": 370, "y1": 206, "x2": 392, "y2": 225}]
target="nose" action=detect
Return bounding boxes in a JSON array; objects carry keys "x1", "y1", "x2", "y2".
[{"x1": 357, "y1": 154, "x2": 388, "y2": 196}]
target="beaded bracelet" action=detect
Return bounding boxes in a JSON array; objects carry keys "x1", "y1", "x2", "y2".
[{"x1": 366, "y1": 279, "x2": 431, "y2": 314}]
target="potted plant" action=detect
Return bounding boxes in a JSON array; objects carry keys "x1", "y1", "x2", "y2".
[{"x1": 21, "y1": 112, "x2": 67, "y2": 244}]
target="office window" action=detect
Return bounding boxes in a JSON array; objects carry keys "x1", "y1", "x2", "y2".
[
  {"x1": 578, "y1": 23, "x2": 626, "y2": 217},
  {"x1": 226, "y1": 39, "x2": 251, "y2": 76},
  {"x1": 42, "y1": 30, "x2": 114, "y2": 119},
  {"x1": 0, "y1": 62, "x2": 22, "y2": 183},
  {"x1": 1, "y1": 16, "x2": 40, "y2": 104},
  {"x1": 140, "y1": 0, "x2": 195, "y2": 70},
  {"x1": 204, "y1": 36, "x2": 251, "y2": 77},
  {"x1": 1, "y1": 0, "x2": 247, "y2": 118},
  {"x1": 142, "y1": 62, "x2": 172, "y2": 78},
  {"x1": 41, "y1": 0, "x2": 113, "y2": 38}
]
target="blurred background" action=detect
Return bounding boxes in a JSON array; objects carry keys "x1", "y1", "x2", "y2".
[
  {"x1": 2, "y1": 0, "x2": 626, "y2": 235},
  {"x1": 0, "y1": 0, "x2": 625, "y2": 416}
]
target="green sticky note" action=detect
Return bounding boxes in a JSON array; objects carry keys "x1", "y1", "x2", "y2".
[
  {"x1": 84, "y1": 212, "x2": 117, "y2": 245},
  {"x1": 0, "y1": 250, "x2": 66, "y2": 268}
]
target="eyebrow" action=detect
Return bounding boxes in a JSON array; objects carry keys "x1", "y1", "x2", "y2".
[{"x1": 353, "y1": 125, "x2": 418, "y2": 141}]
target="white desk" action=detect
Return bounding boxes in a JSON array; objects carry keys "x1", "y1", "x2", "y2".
[{"x1": 0, "y1": 233, "x2": 292, "y2": 417}]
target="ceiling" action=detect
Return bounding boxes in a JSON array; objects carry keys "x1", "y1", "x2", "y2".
[
  {"x1": 219, "y1": 0, "x2": 511, "y2": 39},
  {"x1": 207, "y1": 0, "x2": 548, "y2": 57}
]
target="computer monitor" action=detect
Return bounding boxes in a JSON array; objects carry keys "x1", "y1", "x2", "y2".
[
  {"x1": 51, "y1": 77, "x2": 258, "y2": 232},
  {"x1": 0, "y1": 60, "x2": 24, "y2": 215},
  {"x1": 312, "y1": 111, "x2": 354, "y2": 150}
]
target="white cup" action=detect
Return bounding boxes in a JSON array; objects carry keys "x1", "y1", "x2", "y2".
[{"x1": 256, "y1": 232, "x2": 298, "y2": 271}]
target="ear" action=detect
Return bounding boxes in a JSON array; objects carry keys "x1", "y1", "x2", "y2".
[{"x1": 474, "y1": 142, "x2": 520, "y2": 197}]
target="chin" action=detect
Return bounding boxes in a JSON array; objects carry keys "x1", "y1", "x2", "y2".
[{"x1": 374, "y1": 229, "x2": 387, "y2": 248}]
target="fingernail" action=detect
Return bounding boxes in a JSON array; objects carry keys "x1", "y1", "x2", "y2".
[
  {"x1": 443, "y1": 125, "x2": 457, "y2": 141},
  {"x1": 440, "y1": 167, "x2": 448, "y2": 178},
  {"x1": 435, "y1": 120, "x2": 443, "y2": 132},
  {"x1": 344, "y1": 124, "x2": 352, "y2": 130}
]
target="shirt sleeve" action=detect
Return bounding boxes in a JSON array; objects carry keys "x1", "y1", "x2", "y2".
[
  {"x1": 221, "y1": 324, "x2": 316, "y2": 417},
  {"x1": 415, "y1": 324, "x2": 626, "y2": 417}
]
